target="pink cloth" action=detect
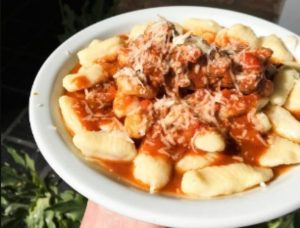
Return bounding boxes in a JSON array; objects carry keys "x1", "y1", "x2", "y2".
[{"x1": 81, "y1": 201, "x2": 164, "y2": 228}]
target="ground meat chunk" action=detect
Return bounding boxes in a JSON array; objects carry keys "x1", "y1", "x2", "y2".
[
  {"x1": 233, "y1": 48, "x2": 273, "y2": 94},
  {"x1": 127, "y1": 20, "x2": 174, "y2": 87}
]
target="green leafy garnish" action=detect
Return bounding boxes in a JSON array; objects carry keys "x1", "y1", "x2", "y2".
[
  {"x1": 1, "y1": 147, "x2": 87, "y2": 228},
  {"x1": 267, "y1": 213, "x2": 296, "y2": 228}
]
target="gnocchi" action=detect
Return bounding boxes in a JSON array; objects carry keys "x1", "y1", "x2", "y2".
[
  {"x1": 133, "y1": 153, "x2": 171, "y2": 192},
  {"x1": 124, "y1": 113, "x2": 149, "y2": 138},
  {"x1": 266, "y1": 105, "x2": 300, "y2": 143},
  {"x1": 181, "y1": 163, "x2": 273, "y2": 198},
  {"x1": 253, "y1": 112, "x2": 272, "y2": 134},
  {"x1": 182, "y1": 18, "x2": 221, "y2": 43},
  {"x1": 59, "y1": 96, "x2": 86, "y2": 134},
  {"x1": 73, "y1": 130, "x2": 137, "y2": 161},
  {"x1": 115, "y1": 72, "x2": 156, "y2": 98},
  {"x1": 270, "y1": 67, "x2": 299, "y2": 106},
  {"x1": 63, "y1": 64, "x2": 107, "y2": 92},
  {"x1": 193, "y1": 130, "x2": 225, "y2": 153},
  {"x1": 258, "y1": 35, "x2": 294, "y2": 63},
  {"x1": 78, "y1": 37, "x2": 124, "y2": 67},
  {"x1": 215, "y1": 24, "x2": 257, "y2": 48},
  {"x1": 285, "y1": 80, "x2": 300, "y2": 115},
  {"x1": 259, "y1": 135, "x2": 300, "y2": 167},
  {"x1": 112, "y1": 92, "x2": 140, "y2": 118},
  {"x1": 176, "y1": 153, "x2": 218, "y2": 173}
]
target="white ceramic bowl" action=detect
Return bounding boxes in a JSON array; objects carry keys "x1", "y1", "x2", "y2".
[{"x1": 29, "y1": 6, "x2": 300, "y2": 228}]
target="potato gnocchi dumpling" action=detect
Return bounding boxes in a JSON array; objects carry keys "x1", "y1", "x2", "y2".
[
  {"x1": 253, "y1": 112, "x2": 272, "y2": 134},
  {"x1": 73, "y1": 130, "x2": 137, "y2": 161},
  {"x1": 133, "y1": 153, "x2": 172, "y2": 192},
  {"x1": 176, "y1": 153, "x2": 218, "y2": 173},
  {"x1": 259, "y1": 135, "x2": 300, "y2": 167},
  {"x1": 124, "y1": 113, "x2": 150, "y2": 138},
  {"x1": 270, "y1": 67, "x2": 299, "y2": 106},
  {"x1": 59, "y1": 96, "x2": 86, "y2": 134},
  {"x1": 285, "y1": 80, "x2": 300, "y2": 115},
  {"x1": 59, "y1": 17, "x2": 300, "y2": 199},
  {"x1": 266, "y1": 105, "x2": 300, "y2": 143},
  {"x1": 193, "y1": 131, "x2": 225, "y2": 153},
  {"x1": 181, "y1": 163, "x2": 273, "y2": 198},
  {"x1": 112, "y1": 92, "x2": 140, "y2": 118},
  {"x1": 182, "y1": 18, "x2": 221, "y2": 43},
  {"x1": 215, "y1": 24, "x2": 257, "y2": 48},
  {"x1": 78, "y1": 37, "x2": 124, "y2": 67},
  {"x1": 284, "y1": 61, "x2": 300, "y2": 72},
  {"x1": 63, "y1": 64, "x2": 108, "y2": 92},
  {"x1": 258, "y1": 35, "x2": 294, "y2": 63},
  {"x1": 115, "y1": 73, "x2": 156, "y2": 98}
]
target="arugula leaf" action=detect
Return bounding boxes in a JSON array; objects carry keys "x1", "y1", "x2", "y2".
[
  {"x1": 24, "y1": 153, "x2": 35, "y2": 173},
  {"x1": 1, "y1": 146, "x2": 87, "y2": 228},
  {"x1": 26, "y1": 196, "x2": 51, "y2": 228},
  {"x1": 46, "y1": 198, "x2": 85, "y2": 222},
  {"x1": 4, "y1": 203, "x2": 28, "y2": 216},
  {"x1": 1, "y1": 165, "x2": 24, "y2": 187},
  {"x1": 44, "y1": 210, "x2": 56, "y2": 228},
  {"x1": 268, "y1": 213, "x2": 295, "y2": 228},
  {"x1": 6, "y1": 147, "x2": 26, "y2": 167}
]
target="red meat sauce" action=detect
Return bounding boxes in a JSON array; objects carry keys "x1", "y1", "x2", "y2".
[{"x1": 62, "y1": 24, "x2": 293, "y2": 195}]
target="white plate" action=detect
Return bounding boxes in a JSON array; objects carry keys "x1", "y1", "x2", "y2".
[{"x1": 29, "y1": 6, "x2": 300, "y2": 228}]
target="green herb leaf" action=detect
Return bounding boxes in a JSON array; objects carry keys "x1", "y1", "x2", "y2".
[
  {"x1": 60, "y1": 190, "x2": 75, "y2": 201},
  {"x1": 24, "y1": 153, "x2": 35, "y2": 172},
  {"x1": 268, "y1": 213, "x2": 295, "y2": 228},
  {"x1": 4, "y1": 203, "x2": 28, "y2": 216},
  {"x1": 1, "y1": 216, "x2": 24, "y2": 227},
  {"x1": 44, "y1": 210, "x2": 56, "y2": 228},
  {"x1": 6, "y1": 147, "x2": 26, "y2": 167},
  {"x1": 2, "y1": 146, "x2": 87, "y2": 228},
  {"x1": 46, "y1": 198, "x2": 85, "y2": 222},
  {"x1": 25, "y1": 196, "x2": 51, "y2": 228},
  {"x1": 1, "y1": 165, "x2": 24, "y2": 187}
]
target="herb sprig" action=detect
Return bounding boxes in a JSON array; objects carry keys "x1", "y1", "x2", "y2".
[{"x1": 1, "y1": 147, "x2": 87, "y2": 228}]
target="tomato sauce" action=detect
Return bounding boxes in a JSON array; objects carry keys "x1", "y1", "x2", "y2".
[
  {"x1": 72, "y1": 76, "x2": 91, "y2": 89},
  {"x1": 273, "y1": 165, "x2": 292, "y2": 177},
  {"x1": 230, "y1": 115, "x2": 267, "y2": 164},
  {"x1": 101, "y1": 160, "x2": 133, "y2": 180},
  {"x1": 162, "y1": 172, "x2": 183, "y2": 195},
  {"x1": 292, "y1": 111, "x2": 300, "y2": 120}
]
